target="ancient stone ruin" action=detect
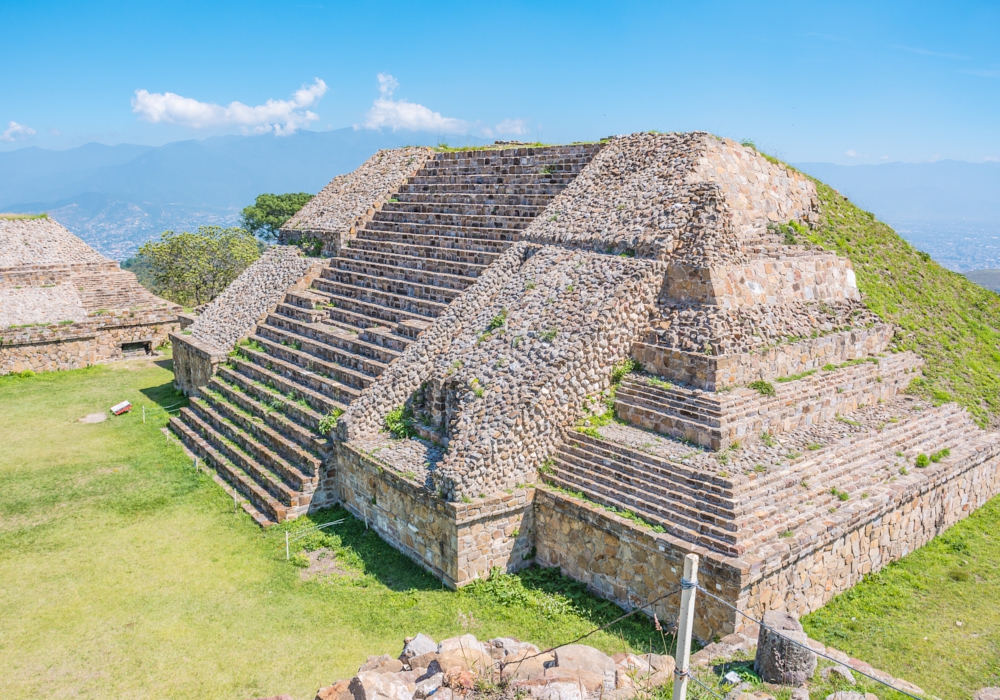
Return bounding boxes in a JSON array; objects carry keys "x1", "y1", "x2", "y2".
[
  {"x1": 0, "y1": 215, "x2": 178, "y2": 374},
  {"x1": 169, "y1": 133, "x2": 1000, "y2": 639}
]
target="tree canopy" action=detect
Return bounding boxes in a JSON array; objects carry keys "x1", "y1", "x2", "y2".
[
  {"x1": 135, "y1": 226, "x2": 261, "y2": 307},
  {"x1": 240, "y1": 192, "x2": 314, "y2": 241}
]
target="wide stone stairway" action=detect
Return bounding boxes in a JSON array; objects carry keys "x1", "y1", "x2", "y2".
[{"x1": 170, "y1": 144, "x2": 602, "y2": 523}]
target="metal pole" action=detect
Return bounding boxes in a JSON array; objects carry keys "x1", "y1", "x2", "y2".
[
  {"x1": 286, "y1": 531, "x2": 290, "y2": 561},
  {"x1": 143, "y1": 406, "x2": 146, "y2": 423},
  {"x1": 672, "y1": 553, "x2": 699, "y2": 700}
]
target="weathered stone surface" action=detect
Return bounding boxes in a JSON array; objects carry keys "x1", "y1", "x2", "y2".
[
  {"x1": 825, "y1": 693, "x2": 866, "y2": 700},
  {"x1": 349, "y1": 671, "x2": 414, "y2": 700},
  {"x1": 543, "y1": 667, "x2": 605, "y2": 692},
  {"x1": 975, "y1": 689, "x2": 1000, "y2": 700},
  {"x1": 401, "y1": 634, "x2": 438, "y2": 662},
  {"x1": 754, "y1": 612, "x2": 816, "y2": 685},
  {"x1": 316, "y1": 679, "x2": 353, "y2": 700},
  {"x1": 436, "y1": 648, "x2": 494, "y2": 675},
  {"x1": 554, "y1": 644, "x2": 616, "y2": 691},
  {"x1": 359, "y1": 655, "x2": 404, "y2": 674},
  {"x1": 412, "y1": 673, "x2": 443, "y2": 699},
  {"x1": 513, "y1": 679, "x2": 584, "y2": 700},
  {"x1": 821, "y1": 665, "x2": 856, "y2": 685}
]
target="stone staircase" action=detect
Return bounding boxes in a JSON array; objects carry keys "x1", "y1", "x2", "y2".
[{"x1": 171, "y1": 144, "x2": 603, "y2": 524}]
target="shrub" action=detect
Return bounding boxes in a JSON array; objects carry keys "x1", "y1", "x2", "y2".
[
  {"x1": 915, "y1": 453, "x2": 930, "y2": 468},
  {"x1": 610, "y1": 358, "x2": 639, "y2": 384},
  {"x1": 318, "y1": 408, "x2": 344, "y2": 434}
]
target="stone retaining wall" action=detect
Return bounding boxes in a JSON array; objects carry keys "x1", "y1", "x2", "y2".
[
  {"x1": 280, "y1": 147, "x2": 433, "y2": 256},
  {"x1": 334, "y1": 442, "x2": 535, "y2": 587},
  {"x1": 633, "y1": 324, "x2": 895, "y2": 391}
]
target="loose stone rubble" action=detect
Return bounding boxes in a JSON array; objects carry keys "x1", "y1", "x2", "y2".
[
  {"x1": 0, "y1": 216, "x2": 179, "y2": 374},
  {"x1": 169, "y1": 134, "x2": 1000, "y2": 638},
  {"x1": 246, "y1": 631, "x2": 923, "y2": 700}
]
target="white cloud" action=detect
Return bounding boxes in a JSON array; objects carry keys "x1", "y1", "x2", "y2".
[
  {"x1": 985, "y1": 156, "x2": 1000, "y2": 162},
  {"x1": 48, "y1": 127, "x2": 61, "y2": 136},
  {"x1": 1, "y1": 121, "x2": 36, "y2": 142},
  {"x1": 845, "y1": 149, "x2": 859, "y2": 158},
  {"x1": 880, "y1": 155, "x2": 889, "y2": 160},
  {"x1": 131, "y1": 79, "x2": 327, "y2": 135},
  {"x1": 360, "y1": 73, "x2": 466, "y2": 133},
  {"x1": 492, "y1": 118, "x2": 528, "y2": 136}
]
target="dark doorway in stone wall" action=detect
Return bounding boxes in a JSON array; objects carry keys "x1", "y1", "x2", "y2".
[{"x1": 121, "y1": 340, "x2": 152, "y2": 356}]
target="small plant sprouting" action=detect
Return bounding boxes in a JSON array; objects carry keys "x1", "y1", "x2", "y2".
[
  {"x1": 524, "y1": 279, "x2": 536, "y2": 291},
  {"x1": 487, "y1": 308, "x2": 508, "y2": 332},
  {"x1": 539, "y1": 327, "x2": 558, "y2": 343},
  {"x1": 780, "y1": 529, "x2": 794, "y2": 538},
  {"x1": 915, "y1": 453, "x2": 930, "y2": 468},
  {"x1": 830, "y1": 487, "x2": 850, "y2": 502},
  {"x1": 610, "y1": 358, "x2": 638, "y2": 384},
  {"x1": 318, "y1": 407, "x2": 344, "y2": 434},
  {"x1": 748, "y1": 380, "x2": 775, "y2": 397},
  {"x1": 807, "y1": 442, "x2": 823, "y2": 451},
  {"x1": 470, "y1": 378, "x2": 485, "y2": 398},
  {"x1": 900, "y1": 466, "x2": 910, "y2": 475},
  {"x1": 538, "y1": 459, "x2": 555, "y2": 476},
  {"x1": 800, "y1": 479, "x2": 809, "y2": 489},
  {"x1": 753, "y1": 464, "x2": 767, "y2": 473},
  {"x1": 760, "y1": 431, "x2": 776, "y2": 447},
  {"x1": 384, "y1": 404, "x2": 416, "y2": 439},
  {"x1": 930, "y1": 448, "x2": 951, "y2": 463}
]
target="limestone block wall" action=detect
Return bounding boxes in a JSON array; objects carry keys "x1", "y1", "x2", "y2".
[
  {"x1": 0, "y1": 313, "x2": 176, "y2": 374},
  {"x1": 664, "y1": 255, "x2": 859, "y2": 309},
  {"x1": 334, "y1": 443, "x2": 535, "y2": 587},
  {"x1": 534, "y1": 487, "x2": 745, "y2": 640},
  {"x1": 633, "y1": 324, "x2": 895, "y2": 391},
  {"x1": 742, "y1": 436, "x2": 1000, "y2": 621},
  {"x1": 170, "y1": 332, "x2": 229, "y2": 396},
  {"x1": 279, "y1": 147, "x2": 433, "y2": 256}
]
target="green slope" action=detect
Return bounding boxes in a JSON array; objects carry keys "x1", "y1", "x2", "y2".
[{"x1": 805, "y1": 181, "x2": 1000, "y2": 427}]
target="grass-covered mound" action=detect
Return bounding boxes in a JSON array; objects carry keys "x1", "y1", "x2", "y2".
[{"x1": 805, "y1": 181, "x2": 1000, "y2": 428}]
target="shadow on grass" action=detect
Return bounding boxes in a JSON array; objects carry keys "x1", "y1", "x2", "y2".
[
  {"x1": 293, "y1": 505, "x2": 675, "y2": 654},
  {"x1": 140, "y1": 380, "x2": 188, "y2": 413}
]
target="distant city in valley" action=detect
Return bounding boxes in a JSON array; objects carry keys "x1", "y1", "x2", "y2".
[{"x1": 2, "y1": 133, "x2": 999, "y2": 276}]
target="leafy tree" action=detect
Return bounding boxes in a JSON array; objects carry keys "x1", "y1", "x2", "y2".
[
  {"x1": 135, "y1": 226, "x2": 261, "y2": 306},
  {"x1": 240, "y1": 192, "x2": 313, "y2": 241}
]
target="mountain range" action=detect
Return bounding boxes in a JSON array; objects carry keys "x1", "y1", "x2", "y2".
[{"x1": 2, "y1": 132, "x2": 999, "y2": 271}]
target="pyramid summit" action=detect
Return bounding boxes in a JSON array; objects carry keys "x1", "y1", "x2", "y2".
[{"x1": 168, "y1": 132, "x2": 1000, "y2": 638}]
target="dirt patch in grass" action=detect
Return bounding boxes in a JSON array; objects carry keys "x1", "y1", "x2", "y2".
[
  {"x1": 78, "y1": 412, "x2": 107, "y2": 423},
  {"x1": 300, "y1": 547, "x2": 357, "y2": 581}
]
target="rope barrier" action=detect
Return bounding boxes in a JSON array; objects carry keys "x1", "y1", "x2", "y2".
[{"x1": 693, "y1": 584, "x2": 924, "y2": 700}]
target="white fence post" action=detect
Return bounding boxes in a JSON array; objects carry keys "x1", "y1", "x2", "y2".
[
  {"x1": 672, "y1": 553, "x2": 699, "y2": 700},
  {"x1": 286, "y1": 531, "x2": 290, "y2": 561}
]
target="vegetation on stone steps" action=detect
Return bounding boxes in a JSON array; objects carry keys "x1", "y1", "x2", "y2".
[
  {"x1": 0, "y1": 212, "x2": 48, "y2": 220},
  {"x1": 240, "y1": 192, "x2": 314, "y2": 242},
  {"x1": 318, "y1": 407, "x2": 344, "y2": 434},
  {"x1": 384, "y1": 404, "x2": 416, "y2": 439},
  {"x1": 748, "y1": 380, "x2": 776, "y2": 397},
  {"x1": 806, "y1": 180, "x2": 1000, "y2": 428},
  {"x1": 133, "y1": 226, "x2": 261, "y2": 306}
]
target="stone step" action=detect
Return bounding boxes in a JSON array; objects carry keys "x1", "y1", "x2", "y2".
[
  {"x1": 416, "y1": 163, "x2": 590, "y2": 178},
  {"x1": 430, "y1": 144, "x2": 601, "y2": 160},
  {"x1": 360, "y1": 323, "x2": 416, "y2": 352},
  {"x1": 312, "y1": 279, "x2": 446, "y2": 322},
  {"x1": 558, "y1": 435, "x2": 737, "y2": 512},
  {"x1": 272, "y1": 301, "x2": 327, "y2": 324},
  {"x1": 338, "y1": 246, "x2": 488, "y2": 279},
  {"x1": 356, "y1": 227, "x2": 515, "y2": 252},
  {"x1": 210, "y1": 371, "x2": 329, "y2": 453},
  {"x1": 543, "y1": 471, "x2": 743, "y2": 557},
  {"x1": 169, "y1": 415, "x2": 284, "y2": 524},
  {"x1": 320, "y1": 267, "x2": 462, "y2": 305},
  {"x1": 253, "y1": 334, "x2": 375, "y2": 391},
  {"x1": 178, "y1": 406, "x2": 303, "y2": 510},
  {"x1": 190, "y1": 396, "x2": 315, "y2": 492},
  {"x1": 374, "y1": 206, "x2": 541, "y2": 226},
  {"x1": 427, "y1": 150, "x2": 600, "y2": 166},
  {"x1": 328, "y1": 257, "x2": 477, "y2": 292},
  {"x1": 366, "y1": 204, "x2": 539, "y2": 231},
  {"x1": 398, "y1": 183, "x2": 570, "y2": 197},
  {"x1": 552, "y1": 448, "x2": 737, "y2": 529},
  {"x1": 265, "y1": 312, "x2": 402, "y2": 365},
  {"x1": 257, "y1": 322, "x2": 389, "y2": 378},
  {"x1": 394, "y1": 192, "x2": 558, "y2": 207},
  {"x1": 200, "y1": 384, "x2": 323, "y2": 473},
  {"x1": 364, "y1": 218, "x2": 524, "y2": 242},
  {"x1": 615, "y1": 390, "x2": 722, "y2": 450},
  {"x1": 407, "y1": 174, "x2": 578, "y2": 187},
  {"x1": 219, "y1": 361, "x2": 341, "y2": 429},
  {"x1": 564, "y1": 430, "x2": 737, "y2": 501},
  {"x1": 237, "y1": 345, "x2": 361, "y2": 406},
  {"x1": 346, "y1": 238, "x2": 501, "y2": 268}
]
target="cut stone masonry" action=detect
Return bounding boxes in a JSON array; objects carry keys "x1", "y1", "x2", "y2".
[{"x1": 169, "y1": 133, "x2": 1000, "y2": 640}]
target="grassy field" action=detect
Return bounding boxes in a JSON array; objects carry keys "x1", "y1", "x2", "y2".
[{"x1": 0, "y1": 355, "x2": 666, "y2": 700}]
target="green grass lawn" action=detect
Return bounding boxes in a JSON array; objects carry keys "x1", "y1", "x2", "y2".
[
  {"x1": 803, "y1": 498, "x2": 1000, "y2": 699},
  {"x1": 0, "y1": 355, "x2": 663, "y2": 700}
]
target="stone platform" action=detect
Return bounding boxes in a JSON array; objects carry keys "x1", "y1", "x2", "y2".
[
  {"x1": 169, "y1": 134, "x2": 1000, "y2": 640},
  {"x1": 0, "y1": 216, "x2": 179, "y2": 374}
]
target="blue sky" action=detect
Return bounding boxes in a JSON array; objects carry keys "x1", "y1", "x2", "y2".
[{"x1": 1, "y1": 0, "x2": 998, "y2": 163}]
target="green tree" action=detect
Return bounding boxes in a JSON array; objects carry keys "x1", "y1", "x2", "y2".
[
  {"x1": 240, "y1": 192, "x2": 313, "y2": 241},
  {"x1": 136, "y1": 226, "x2": 261, "y2": 306}
]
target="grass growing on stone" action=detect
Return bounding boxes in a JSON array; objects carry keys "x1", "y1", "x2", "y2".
[
  {"x1": 0, "y1": 356, "x2": 666, "y2": 700},
  {"x1": 803, "y1": 496, "x2": 1000, "y2": 699},
  {"x1": 806, "y1": 181, "x2": 1000, "y2": 428}
]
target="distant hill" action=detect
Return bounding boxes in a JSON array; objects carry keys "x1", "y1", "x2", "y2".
[
  {"x1": 965, "y1": 269, "x2": 1000, "y2": 292},
  {"x1": 0, "y1": 128, "x2": 472, "y2": 259},
  {"x1": 795, "y1": 160, "x2": 1000, "y2": 272}
]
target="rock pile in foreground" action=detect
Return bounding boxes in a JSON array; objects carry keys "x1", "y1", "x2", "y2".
[{"x1": 309, "y1": 633, "x2": 673, "y2": 700}]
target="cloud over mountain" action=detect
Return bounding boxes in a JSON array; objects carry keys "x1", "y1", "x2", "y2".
[{"x1": 132, "y1": 79, "x2": 328, "y2": 135}]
